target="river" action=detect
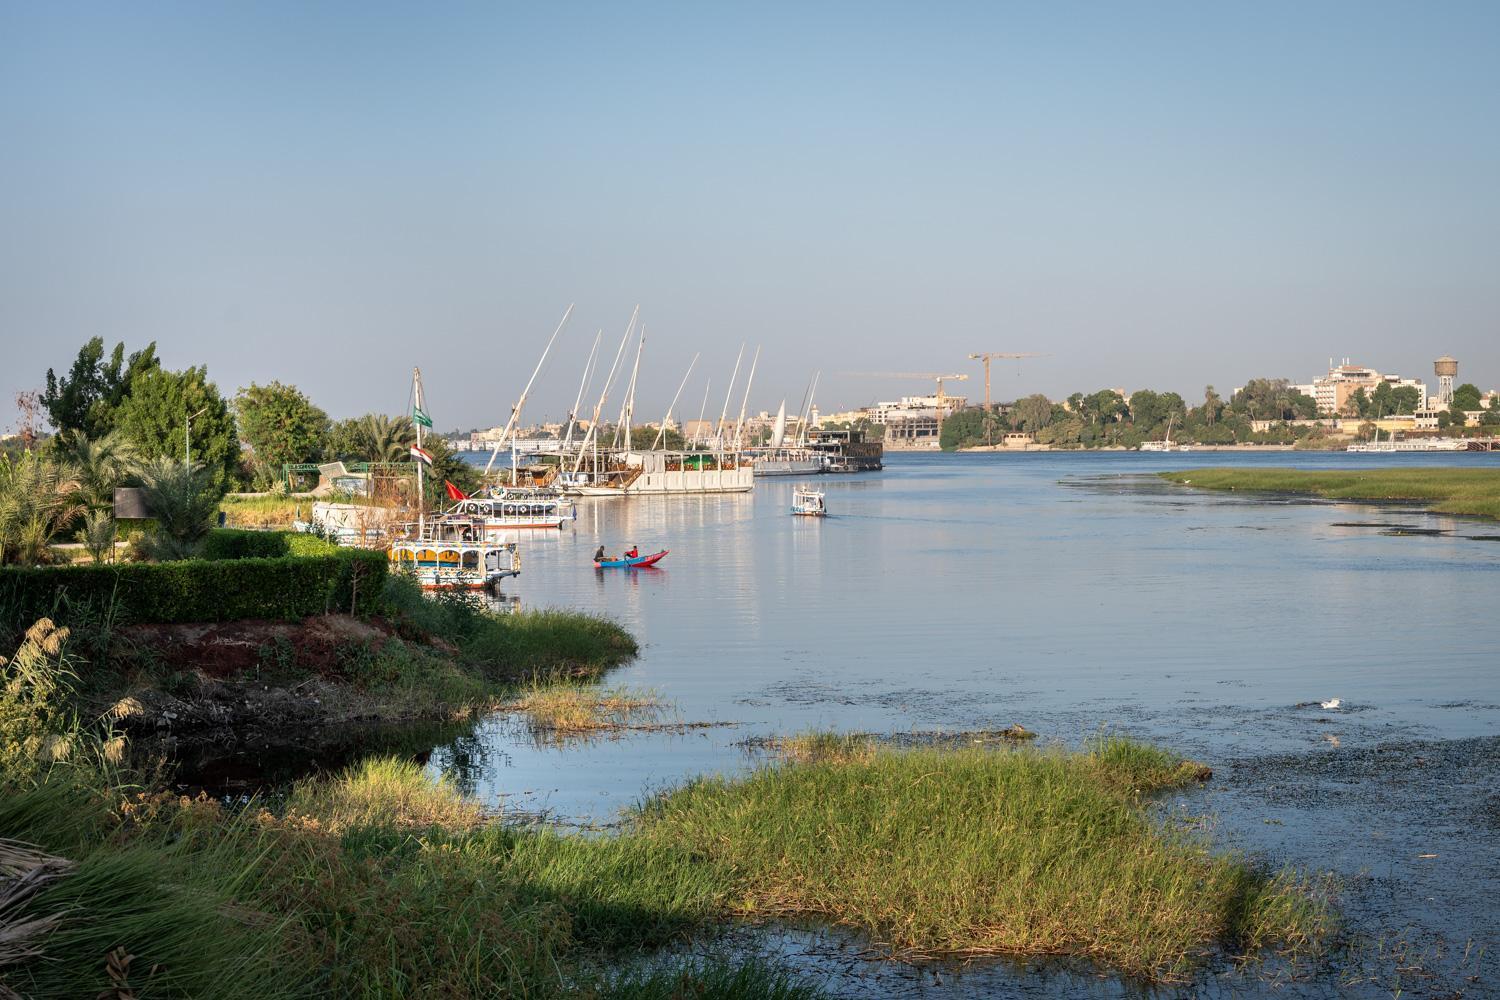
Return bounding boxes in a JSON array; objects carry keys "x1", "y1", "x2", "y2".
[{"x1": 446, "y1": 450, "x2": 1499, "y2": 997}]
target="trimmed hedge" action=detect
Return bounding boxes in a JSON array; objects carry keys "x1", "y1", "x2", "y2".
[
  {"x1": 0, "y1": 550, "x2": 387, "y2": 627},
  {"x1": 199, "y1": 529, "x2": 340, "y2": 561}
]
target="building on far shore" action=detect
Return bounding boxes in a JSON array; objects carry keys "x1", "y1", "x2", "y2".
[{"x1": 1304, "y1": 360, "x2": 1427, "y2": 416}]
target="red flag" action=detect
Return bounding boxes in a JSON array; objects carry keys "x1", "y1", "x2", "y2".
[{"x1": 444, "y1": 480, "x2": 468, "y2": 502}]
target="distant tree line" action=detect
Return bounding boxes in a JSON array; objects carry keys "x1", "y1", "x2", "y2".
[{"x1": 939, "y1": 377, "x2": 1498, "y2": 450}]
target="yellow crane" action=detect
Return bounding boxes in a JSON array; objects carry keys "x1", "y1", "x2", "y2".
[
  {"x1": 842, "y1": 372, "x2": 970, "y2": 403},
  {"x1": 968, "y1": 353, "x2": 1046, "y2": 408}
]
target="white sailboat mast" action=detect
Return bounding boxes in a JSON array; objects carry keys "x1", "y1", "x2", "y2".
[
  {"x1": 715, "y1": 344, "x2": 745, "y2": 452},
  {"x1": 734, "y1": 345, "x2": 761, "y2": 451},
  {"x1": 483, "y1": 303, "x2": 574, "y2": 476},
  {"x1": 614, "y1": 325, "x2": 647, "y2": 450},
  {"x1": 798, "y1": 371, "x2": 820, "y2": 446},
  {"x1": 691, "y1": 378, "x2": 711, "y2": 448},
  {"x1": 572, "y1": 307, "x2": 638, "y2": 475},
  {"x1": 562, "y1": 330, "x2": 602, "y2": 452},
  {"x1": 653, "y1": 352, "x2": 699, "y2": 450}
]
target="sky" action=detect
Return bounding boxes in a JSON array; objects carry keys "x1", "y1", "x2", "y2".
[{"x1": 2, "y1": 1, "x2": 1497, "y2": 432}]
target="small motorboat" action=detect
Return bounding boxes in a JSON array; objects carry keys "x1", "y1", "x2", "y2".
[
  {"x1": 594, "y1": 549, "x2": 669, "y2": 569},
  {"x1": 790, "y1": 488, "x2": 826, "y2": 516}
]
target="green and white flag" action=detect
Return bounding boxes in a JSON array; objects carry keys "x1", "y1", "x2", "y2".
[{"x1": 412, "y1": 406, "x2": 433, "y2": 428}]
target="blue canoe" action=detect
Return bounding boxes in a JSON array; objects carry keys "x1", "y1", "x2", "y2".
[{"x1": 593, "y1": 549, "x2": 668, "y2": 569}]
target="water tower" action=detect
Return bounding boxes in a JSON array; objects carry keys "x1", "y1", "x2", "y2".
[{"x1": 1434, "y1": 356, "x2": 1458, "y2": 406}]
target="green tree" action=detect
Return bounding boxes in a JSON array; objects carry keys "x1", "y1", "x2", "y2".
[
  {"x1": 1452, "y1": 383, "x2": 1483, "y2": 412},
  {"x1": 41, "y1": 338, "x2": 159, "y2": 438},
  {"x1": 1013, "y1": 394, "x2": 1053, "y2": 433},
  {"x1": 1232, "y1": 378, "x2": 1313, "y2": 421},
  {"x1": 326, "y1": 417, "x2": 367, "y2": 463},
  {"x1": 419, "y1": 435, "x2": 481, "y2": 505},
  {"x1": 1086, "y1": 390, "x2": 1127, "y2": 425},
  {"x1": 235, "y1": 381, "x2": 331, "y2": 484},
  {"x1": 1200, "y1": 385, "x2": 1222, "y2": 426},
  {"x1": 363, "y1": 414, "x2": 416, "y2": 463},
  {"x1": 134, "y1": 458, "x2": 224, "y2": 561},
  {"x1": 1346, "y1": 387, "x2": 1370, "y2": 418},
  {"x1": 1391, "y1": 385, "x2": 1421, "y2": 414},
  {"x1": 62, "y1": 431, "x2": 138, "y2": 511},
  {"x1": 1128, "y1": 390, "x2": 1161, "y2": 429},
  {"x1": 115, "y1": 367, "x2": 241, "y2": 488},
  {"x1": 630, "y1": 426, "x2": 685, "y2": 450},
  {"x1": 0, "y1": 451, "x2": 84, "y2": 565},
  {"x1": 1369, "y1": 382, "x2": 1394, "y2": 417}
]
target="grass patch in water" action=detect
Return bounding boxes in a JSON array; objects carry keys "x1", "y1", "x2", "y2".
[
  {"x1": 634, "y1": 734, "x2": 1328, "y2": 982},
  {"x1": 1159, "y1": 467, "x2": 1500, "y2": 521},
  {"x1": 507, "y1": 685, "x2": 658, "y2": 731}
]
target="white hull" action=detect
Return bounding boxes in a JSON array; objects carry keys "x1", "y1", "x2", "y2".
[
  {"x1": 754, "y1": 459, "x2": 824, "y2": 476},
  {"x1": 564, "y1": 470, "x2": 754, "y2": 495},
  {"x1": 1347, "y1": 439, "x2": 1468, "y2": 452}
]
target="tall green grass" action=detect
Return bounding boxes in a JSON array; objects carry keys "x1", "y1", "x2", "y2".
[
  {"x1": 382, "y1": 574, "x2": 639, "y2": 681},
  {"x1": 1160, "y1": 467, "x2": 1500, "y2": 520},
  {"x1": 2, "y1": 736, "x2": 1332, "y2": 996},
  {"x1": 633, "y1": 738, "x2": 1331, "y2": 982}
]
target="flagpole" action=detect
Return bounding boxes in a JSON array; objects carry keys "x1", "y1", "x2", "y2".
[{"x1": 414, "y1": 367, "x2": 425, "y2": 536}]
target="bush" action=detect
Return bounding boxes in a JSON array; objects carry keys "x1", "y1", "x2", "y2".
[
  {"x1": 0, "y1": 550, "x2": 386, "y2": 626},
  {"x1": 199, "y1": 528, "x2": 340, "y2": 561}
]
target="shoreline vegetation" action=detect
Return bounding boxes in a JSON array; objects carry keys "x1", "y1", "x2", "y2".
[
  {"x1": 1159, "y1": 467, "x2": 1500, "y2": 521},
  {"x1": 0, "y1": 706, "x2": 1335, "y2": 996}
]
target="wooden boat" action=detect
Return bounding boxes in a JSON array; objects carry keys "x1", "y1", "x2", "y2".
[
  {"x1": 389, "y1": 531, "x2": 521, "y2": 589},
  {"x1": 790, "y1": 488, "x2": 826, "y2": 516},
  {"x1": 594, "y1": 549, "x2": 668, "y2": 568}
]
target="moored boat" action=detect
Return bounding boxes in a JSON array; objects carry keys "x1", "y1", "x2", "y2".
[
  {"x1": 446, "y1": 493, "x2": 573, "y2": 530},
  {"x1": 389, "y1": 538, "x2": 520, "y2": 589}
]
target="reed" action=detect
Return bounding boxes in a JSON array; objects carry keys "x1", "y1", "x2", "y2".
[
  {"x1": 1159, "y1": 467, "x2": 1500, "y2": 520},
  {"x1": 506, "y1": 685, "x2": 661, "y2": 736}
]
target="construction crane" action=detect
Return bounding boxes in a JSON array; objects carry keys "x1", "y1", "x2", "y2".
[
  {"x1": 968, "y1": 353, "x2": 1046, "y2": 408},
  {"x1": 842, "y1": 372, "x2": 970, "y2": 402}
]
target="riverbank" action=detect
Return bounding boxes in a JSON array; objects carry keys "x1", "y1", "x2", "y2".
[
  {"x1": 1158, "y1": 467, "x2": 1500, "y2": 520},
  {"x1": 13, "y1": 572, "x2": 641, "y2": 780},
  {"x1": 0, "y1": 707, "x2": 1333, "y2": 996}
]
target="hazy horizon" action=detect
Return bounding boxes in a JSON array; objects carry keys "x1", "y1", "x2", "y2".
[{"x1": 3, "y1": 2, "x2": 1497, "y2": 433}]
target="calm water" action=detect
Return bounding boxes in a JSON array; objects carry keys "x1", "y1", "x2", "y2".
[{"x1": 442, "y1": 450, "x2": 1500, "y2": 996}]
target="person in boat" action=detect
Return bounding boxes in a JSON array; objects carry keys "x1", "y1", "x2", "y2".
[
  {"x1": 625, "y1": 545, "x2": 639, "y2": 559},
  {"x1": 594, "y1": 544, "x2": 607, "y2": 562}
]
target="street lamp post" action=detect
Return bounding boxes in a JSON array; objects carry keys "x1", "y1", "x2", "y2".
[{"x1": 186, "y1": 407, "x2": 207, "y2": 465}]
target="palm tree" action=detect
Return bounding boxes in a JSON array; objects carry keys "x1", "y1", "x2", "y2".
[
  {"x1": 74, "y1": 509, "x2": 115, "y2": 564},
  {"x1": 361, "y1": 414, "x2": 415, "y2": 464},
  {"x1": 62, "y1": 430, "x2": 138, "y2": 511},
  {"x1": 135, "y1": 458, "x2": 223, "y2": 561},
  {"x1": 0, "y1": 452, "x2": 85, "y2": 565}
]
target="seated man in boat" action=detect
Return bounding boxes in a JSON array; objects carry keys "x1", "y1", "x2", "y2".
[
  {"x1": 594, "y1": 544, "x2": 608, "y2": 562},
  {"x1": 625, "y1": 545, "x2": 639, "y2": 559}
]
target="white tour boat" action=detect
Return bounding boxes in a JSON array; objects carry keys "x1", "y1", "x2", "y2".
[
  {"x1": 446, "y1": 491, "x2": 574, "y2": 530},
  {"x1": 790, "y1": 488, "x2": 826, "y2": 516}
]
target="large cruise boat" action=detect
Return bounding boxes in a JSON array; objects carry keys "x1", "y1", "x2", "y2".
[{"x1": 559, "y1": 449, "x2": 754, "y2": 495}]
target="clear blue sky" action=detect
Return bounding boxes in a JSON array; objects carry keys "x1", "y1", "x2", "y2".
[{"x1": 2, "y1": 1, "x2": 1496, "y2": 430}]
